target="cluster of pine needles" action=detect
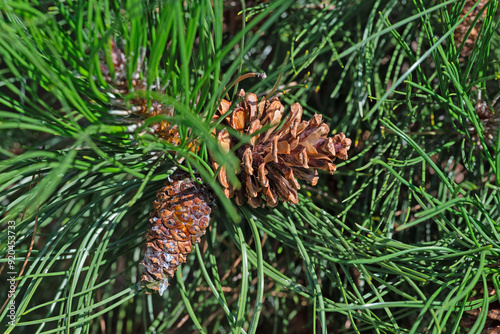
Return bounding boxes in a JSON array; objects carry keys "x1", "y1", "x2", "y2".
[{"x1": 1, "y1": 0, "x2": 500, "y2": 333}]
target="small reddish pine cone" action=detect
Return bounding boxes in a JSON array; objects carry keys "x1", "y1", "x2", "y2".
[
  {"x1": 469, "y1": 99, "x2": 499, "y2": 149},
  {"x1": 100, "y1": 40, "x2": 181, "y2": 146},
  {"x1": 453, "y1": 0, "x2": 487, "y2": 61},
  {"x1": 211, "y1": 89, "x2": 351, "y2": 208},
  {"x1": 140, "y1": 172, "x2": 212, "y2": 295}
]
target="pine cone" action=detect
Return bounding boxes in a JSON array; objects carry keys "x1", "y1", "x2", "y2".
[
  {"x1": 453, "y1": 0, "x2": 487, "y2": 61},
  {"x1": 100, "y1": 40, "x2": 181, "y2": 146},
  {"x1": 211, "y1": 89, "x2": 351, "y2": 208},
  {"x1": 140, "y1": 172, "x2": 212, "y2": 295},
  {"x1": 468, "y1": 99, "x2": 499, "y2": 149}
]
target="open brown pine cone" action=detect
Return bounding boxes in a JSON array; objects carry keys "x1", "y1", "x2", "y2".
[{"x1": 211, "y1": 89, "x2": 351, "y2": 208}]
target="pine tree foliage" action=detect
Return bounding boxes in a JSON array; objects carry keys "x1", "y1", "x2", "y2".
[{"x1": 0, "y1": 0, "x2": 499, "y2": 333}]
